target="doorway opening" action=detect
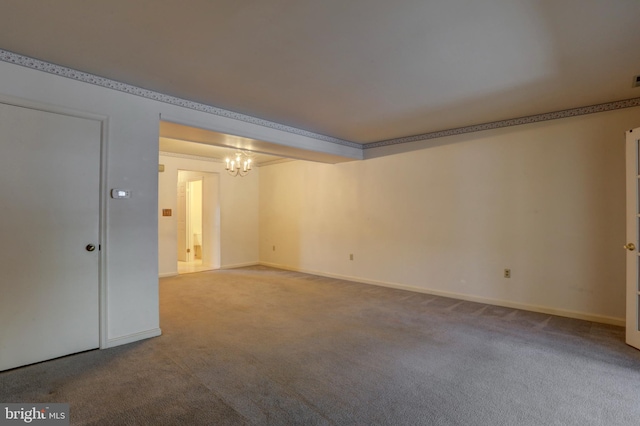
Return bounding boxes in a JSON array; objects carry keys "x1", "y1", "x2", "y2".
[{"x1": 177, "y1": 170, "x2": 220, "y2": 274}]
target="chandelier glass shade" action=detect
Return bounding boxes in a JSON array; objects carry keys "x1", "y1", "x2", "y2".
[{"x1": 225, "y1": 151, "x2": 253, "y2": 177}]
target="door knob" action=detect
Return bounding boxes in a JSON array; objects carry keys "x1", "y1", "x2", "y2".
[
  {"x1": 86, "y1": 244, "x2": 96, "y2": 252},
  {"x1": 624, "y1": 243, "x2": 636, "y2": 251}
]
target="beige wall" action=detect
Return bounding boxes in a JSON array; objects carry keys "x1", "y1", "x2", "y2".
[
  {"x1": 159, "y1": 154, "x2": 259, "y2": 276},
  {"x1": 260, "y1": 107, "x2": 640, "y2": 324}
]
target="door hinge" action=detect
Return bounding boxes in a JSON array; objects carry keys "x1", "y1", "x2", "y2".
[{"x1": 187, "y1": 248, "x2": 191, "y2": 253}]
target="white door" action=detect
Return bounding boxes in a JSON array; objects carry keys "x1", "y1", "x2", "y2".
[
  {"x1": 177, "y1": 180, "x2": 187, "y2": 262},
  {"x1": 187, "y1": 178, "x2": 203, "y2": 260},
  {"x1": 186, "y1": 180, "x2": 193, "y2": 262},
  {"x1": 625, "y1": 126, "x2": 640, "y2": 350},
  {"x1": 0, "y1": 102, "x2": 101, "y2": 371}
]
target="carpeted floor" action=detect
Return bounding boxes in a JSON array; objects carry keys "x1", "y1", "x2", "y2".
[{"x1": 2, "y1": 266, "x2": 640, "y2": 425}]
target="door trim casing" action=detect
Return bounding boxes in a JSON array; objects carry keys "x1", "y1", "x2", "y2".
[
  {"x1": 626, "y1": 127, "x2": 640, "y2": 351},
  {"x1": 0, "y1": 93, "x2": 110, "y2": 350}
]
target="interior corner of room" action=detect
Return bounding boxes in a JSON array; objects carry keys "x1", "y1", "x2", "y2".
[{"x1": 2, "y1": 0, "x2": 640, "y2": 376}]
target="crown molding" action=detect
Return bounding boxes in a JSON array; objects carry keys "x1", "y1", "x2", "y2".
[
  {"x1": 0, "y1": 49, "x2": 359, "y2": 150},
  {"x1": 365, "y1": 97, "x2": 640, "y2": 149},
  {"x1": 2, "y1": 48, "x2": 639, "y2": 152}
]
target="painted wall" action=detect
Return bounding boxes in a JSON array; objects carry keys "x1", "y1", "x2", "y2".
[
  {"x1": 2, "y1": 52, "x2": 637, "y2": 349},
  {"x1": 159, "y1": 154, "x2": 259, "y2": 276},
  {"x1": 260, "y1": 107, "x2": 640, "y2": 325},
  {"x1": 0, "y1": 64, "x2": 165, "y2": 346},
  {"x1": 0, "y1": 59, "x2": 337, "y2": 348}
]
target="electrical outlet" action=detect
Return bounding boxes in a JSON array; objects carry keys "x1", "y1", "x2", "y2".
[
  {"x1": 349, "y1": 254, "x2": 354, "y2": 261},
  {"x1": 504, "y1": 268, "x2": 511, "y2": 278}
]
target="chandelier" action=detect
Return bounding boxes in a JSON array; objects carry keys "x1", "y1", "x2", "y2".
[{"x1": 225, "y1": 151, "x2": 253, "y2": 177}]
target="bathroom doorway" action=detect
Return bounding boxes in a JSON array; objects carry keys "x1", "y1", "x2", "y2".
[{"x1": 177, "y1": 170, "x2": 220, "y2": 274}]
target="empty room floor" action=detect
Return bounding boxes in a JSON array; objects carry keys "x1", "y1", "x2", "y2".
[
  {"x1": 1, "y1": 266, "x2": 640, "y2": 425},
  {"x1": 177, "y1": 259, "x2": 212, "y2": 274}
]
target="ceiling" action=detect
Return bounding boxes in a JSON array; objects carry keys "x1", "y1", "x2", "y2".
[
  {"x1": 1, "y1": 0, "x2": 639, "y2": 145},
  {"x1": 159, "y1": 121, "x2": 358, "y2": 163},
  {"x1": 159, "y1": 137, "x2": 290, "y2": 166}
]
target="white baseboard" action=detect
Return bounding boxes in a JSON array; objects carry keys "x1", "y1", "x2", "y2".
[
  {"x1": 259, "y1": 262, "x2": 625, "y2": 327},
  {"x1": 220, "y1": 261, "x2": 260, "y2": 270},
  {"x1": 159, "y1": 272, "x2": 178, "y2": 278},
  {"x1": 104, "y1": 328, "x2": 162, "y2": 349}
]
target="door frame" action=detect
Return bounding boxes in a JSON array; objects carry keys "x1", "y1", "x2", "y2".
[
  {"x1": 626, "y1": 127, "x2": 640, "y2": 350},
  {"x1": 186, "y1": 177, "x2": 204, "y2": 262},
  {"x1": 175, "y1": 169, "x2": 221, "y2": 272},
  {"x1": 0, "y1": 93, "x2": 109, "y2": 350},
  {"x1": 186, "y1": 179, "x2": 193, "y2": 262}
]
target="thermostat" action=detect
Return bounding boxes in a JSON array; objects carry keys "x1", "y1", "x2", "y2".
[{"x1": 111, "y1": 189, "x2": 131, "y2": 199}]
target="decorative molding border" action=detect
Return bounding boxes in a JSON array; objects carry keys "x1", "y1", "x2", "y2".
[
  {"x1": 0, "y1": 49, "x2": 360, "y2": 149},
  {"x1": 2, "y1": 48, "x2": 639, "y2": 152},
  {"x1": 365, "y1": 97, "x2": 640, "y2": 149}
]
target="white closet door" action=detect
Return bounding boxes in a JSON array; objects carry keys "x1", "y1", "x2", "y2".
[{"x1": 0, "y1": 102, "x2": 101, "y2": 371}]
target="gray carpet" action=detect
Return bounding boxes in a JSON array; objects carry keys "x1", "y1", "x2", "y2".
[{"x1": 1, "y1": 266, "x2": 640, "y2": 425}]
